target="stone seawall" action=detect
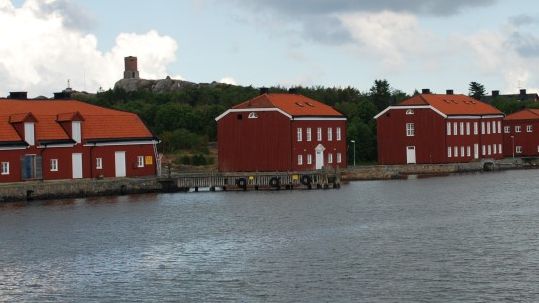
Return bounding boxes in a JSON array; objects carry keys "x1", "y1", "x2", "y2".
[{"x1": 0, "y1": 177, "x2": 163, "y2": 202}]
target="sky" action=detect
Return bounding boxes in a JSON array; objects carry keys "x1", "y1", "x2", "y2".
[{"x1": 0, "y1": 0, "x2": 538, "y2": 97}]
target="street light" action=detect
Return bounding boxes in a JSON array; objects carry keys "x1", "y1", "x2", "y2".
[
  {"x1": 511, "y1": 135, "x2": 515, "y2": 159},
  {"x1": 350, "y1": 140, "x2": 356, "y2": 166}
]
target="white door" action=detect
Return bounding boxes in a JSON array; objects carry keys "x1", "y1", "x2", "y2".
[
  {"x1": 72, "y1": 153, "x2": 83, "y2": 179},
  {"x1": 115, "y1": 151, "x2": 126, "y2": 177},
  {"x1": 406, "y1": 146, "x2": 416, "y2": 164},
  {"x1": 474, "y1": 144, "x2": 479, "y2": 159},
  {"x1": 315, "y1": 144, "x2": 325, "y2": 170}
]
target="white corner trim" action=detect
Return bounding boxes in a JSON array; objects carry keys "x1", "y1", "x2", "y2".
[
  {"x1": 374, "y1": 105, "x2": 447, "y2": 119},
  {"x1": 84, "y1": 140, "x2": 158, "y2": 147},
  {"x1": 215, "y1": 108, "x2": 292, "y2": 121}
]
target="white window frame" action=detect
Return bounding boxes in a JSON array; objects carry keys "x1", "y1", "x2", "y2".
[
  {"x1": 454, "y1": 146, "x2": 458, "y2": 157},
  {"x1": 72, "y1": 121, "x2": 82, "y2": 143},
  {"x1": 493, "y1": 144, "x2": 497, "y2": 154},
  {"x1": 453, "y1": 122, "x2": 458, "y2": 136},
  {"x1": 486, "y1": 122, "x2": 491, "y2": 134},
  {"x1": 328, "y1": 153, "x2": 333, "y2": 164},
  {"x1": 488, "y1": 145, "x2": 492, "y2": 155},
  {"x1": 1, "y1": 162, "x2": 9, "y2": 175},
  {"x1": 515, "y1": 125, "x2": 521, "y2": 133},
  {"x1": 96, "y1": 157, "x2": 103, "y2": 170},
  {"x1": 467, "y1": 146, "x2": 471, "y2": 157},
  {"x1": 481, "y1": 122, "x2": 485, "y2": 134},
  {"x1": 337, "y1": 153, "x2": 342, "y2": 163},
  {"x1": 336, "y1": 127, "x2": 341, "y2": 141},
  {"x1": 298, "y1": 154, "x2": 303, "y2": 165},
  {"x1": 527, "y1": 125, "x2": 533, "y2": 133},
  {"x1": 447, "y1": 122, "x2": 451, "y2": 136},
  {"x1": 504, "y1": 126, "x2": 510, "y2": 133},
  {"x1": 137, "y1": 156, "x2": 145, "y2": 168},
  {"x1": 474, "y1": 122, "x2": 478, "y2": 135},
  {"x1": 317, "y1": 127, "x2": 322, "y2": 141},
  {"x1": 461, "y1": 146, "x2": 465, "y2": 157},
  {"x1": 492, "y1": 121, "x2": 496, "y2": 134},
  {"x1": 50, "y1": 159, "x2": 58, "y2": 172},
  {"x1": 466, "y1": 122, "x2": 470, "y2": 135},
  {"x1": 297, "y1": 128, "x2": 302, "y2": 142},
  {"x1": 406, "y1": 109, "x2": 414, "y2": 115},
  {"x1": 327, "y1": 127, "x2": 333, "y2": 141},
  {"x1": 307, "y1": 154, "x2": 312, "y2": 165},
  {"x1": 498, "y1": 121, "x2": 502, "y2": 134},
  {"x1": 406, "y1": 123, "x2": 415, "y2": 137},
  {"x1": 306, "y1": 128, "x2": 311, "y2": 142},
  {"x1": 516, "y1": 146, "x2": 522, "y2": 154},
  {"x1": 482, "y1": 145, "x2": 486, "y2": 156},
  {"x1": 460, "y1": 122, "x2": 464, "y2": 135},
  {"x1": 24, "y1": 122, "x2": 35, "y2": 146},
  {"x1": 448, "y1": 146, "x2": 452, "y2": 158},
  {"x1": 499, "y1": 144, "x2": 502, "y2": 154}
]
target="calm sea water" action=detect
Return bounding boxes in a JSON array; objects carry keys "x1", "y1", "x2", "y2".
[{"x1": 1, "y1": 170, "x2": 539, "y2": 302}]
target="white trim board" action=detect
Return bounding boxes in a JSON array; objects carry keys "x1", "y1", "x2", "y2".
[
  {"x1": 446, "y1": 115, "x2": 505, "y2": 119},
  {"x1": 0, "y1": 146, "x2": 27, "y2": 151},
  {"x1": 374, "y1": 105, "x2": 447, "y2": 119},
  {"x1": 84, "y1": 140, "x2": 158, "y2": 147},
  {"x1": 215, "y1": 108, "x2": 292, "y2": 121},
  {"x1": 292, "y1": 117, "x2": 347, "y2": 121}
]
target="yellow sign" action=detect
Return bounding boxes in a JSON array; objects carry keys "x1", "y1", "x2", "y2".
[
  {"x1": 145, "y1": 156, "x2": 153, "y2": 165},
  {"x1": 249, "y1": 176, "x2": 254, "y2": 180},
  {"x1": 292, "y1": 174, "x2": 299, "y2": 180}
]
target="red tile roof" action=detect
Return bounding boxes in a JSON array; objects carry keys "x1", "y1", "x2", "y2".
[
  {"x1": 233, "y1": 93, "x2": 344, "y2": 117},
  {"x1": 0, "y1": 99, "x2": 153, "y2": 143},
  {"x1": 505, "y1": 109, "x2": 539, "y2": 121},
  {"x1": 400, "y1": 94, "x2": 503, "y2": 116}
]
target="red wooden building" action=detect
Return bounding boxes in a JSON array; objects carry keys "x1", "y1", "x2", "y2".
[
  {"x1": 502, "y1": 109, "x2": 539, "y2": 157},
  {"x1": 216, "y1": 93, "x2": 347, "y2": 172},
  {"x1": 375, "y1": 92, "x2": 504, "y2": 165},
  {"x1": 0, "y1": 97, "x2": 159, "y2": 183}
]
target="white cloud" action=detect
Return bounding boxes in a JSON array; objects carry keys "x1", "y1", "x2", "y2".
[
  {"x1": 338, "y1": 11, "x2": 431, "y2": 68},
  {"x1": 0, "y1": 0, "x2": 178, "y2": 97},
  {"x1": 218, "y1": 77, "x2": 237, "y2": 85}
]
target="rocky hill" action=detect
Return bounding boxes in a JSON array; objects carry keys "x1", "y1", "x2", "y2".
[{"x1": 114, "y1": 76, "x2": 229, "y2": 93}]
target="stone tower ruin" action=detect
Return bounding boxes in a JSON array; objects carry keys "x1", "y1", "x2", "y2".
[{"x1": 123, "y1": 56, "x2": 140, "y2": 79}]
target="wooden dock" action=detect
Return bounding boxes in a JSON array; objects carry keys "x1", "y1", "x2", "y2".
[{"x1": 158, "y1": 170, "x2": 341, "y2": 192}]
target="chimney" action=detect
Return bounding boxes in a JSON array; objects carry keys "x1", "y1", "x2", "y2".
[
  {"x1": 259, "y1": 87, "x2": 269, "y2": 95},
  {"x1": 520, "y1": 89, "x2": 527, "y2": 96},
  {"x1": 53, "y1": 91, "x2": 72, "y2": 100},
  {"x1": 492, "y1": 90, "x2": 499, "y2": 97},
  {"x1": 421, "y1": 88, "x2": 431, "y2": 94},
  {"x1": 288, "y1": 87, "x2": 299, "y2": 94},
  {"x1": 446, "y1": 89, "x2": 454, "y2": 95},
  {"x1": 8, "y1": 92, "x2": 27, "y2": 99}
]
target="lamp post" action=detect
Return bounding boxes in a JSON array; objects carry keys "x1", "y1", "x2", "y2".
[
  {"x1": 511, "y1": 135, "x2": 515, "y2": 159},
  {"x1": 350, "y1": 140, "x2": 356, "y2": 166}
]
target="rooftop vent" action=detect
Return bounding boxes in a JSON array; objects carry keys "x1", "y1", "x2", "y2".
[
  {"x1": 8, "y1": 92, "x2": 27, "y2": 99},
  {"x1": 305, "y1": 102, "x2": 315, "y2": 107},
  {"x1": 520, "y1": 89, "x2": 527, "y2": 96},
  {"x1": 53, "y1": 91, "x2": 72, "y2": 100},
  {"x1": 295, "y1": 102, "x2": 305, "y2": 107},
  {"x1": 446, "y1": 89, "x2": 454, "y2": 95},
  {"x1": 259, "y1": 87, "x2": 269, "y2": 95},
  {"x1": 421, "y1": 88, "x2": 431, "y2": 94},
  {"x1": 492, "y1": 90, "x2": 500, "y2": 97},
  {"x1": 288, "y1": 88, "x2": 299, "y2": 94}
]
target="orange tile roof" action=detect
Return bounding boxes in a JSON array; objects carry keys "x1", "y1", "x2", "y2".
[
  {"x1": 233, "y1": 93, "x2": 344, "y2": 117},
  {"x1": 400, "y1": 94, "x2": 503, "y2": 116},
  {"x1": 505, "y1": 109, "x2": 539, "y2": 121},
  {"x1": 0, "y1": 99, "x2": 153, "y2": 143}
]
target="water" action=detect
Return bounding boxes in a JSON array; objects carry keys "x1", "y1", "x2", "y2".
[{"x1": 1, "y1": 170, "x2": 539, "y2": 302}]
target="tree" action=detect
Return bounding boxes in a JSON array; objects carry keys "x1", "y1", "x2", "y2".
[
  {"x1": 469, "y1": 82, "x2": 486, "y2": 100},
  {"x1": 370, "y1": 79, "x2": 392, "y2": 111}
]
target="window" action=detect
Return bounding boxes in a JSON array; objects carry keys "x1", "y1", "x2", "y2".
[
  {"x1": 298, "y1": 154, "x2": 303, "y2": 165},
  {"x1": 499, "y1": 144, "x2": 502, "y2": 154},
  {"x1": 461, "y1": 146, "x2": 465, "y2": 157},
  {"x1": 466, "y1": 122, "x2": 470, "y2": 135},
  {"x1": 406, "y1": 123, "x2": 415, "y2": 136},
  {"x1": 327, "y1": 128, "x2": 333, "y2": 141},
  {"x1": 482, "y1": 145, "x2": 486, "y2": 156},
  {"x1": 328, "y1": 153, "x2": 333, "y2": 164},
  {"x1": 297, "y1": 128, "x2": 302, "y2": 142},
  {"x1": 493, "y1": 144, "x2": 497, "y2": 154},
  {"x1": 50, "y1": 159, "x2": 58, "y2": 172},
  {"x1": 481, "y1": 122, "x2": 485, "y2": 134},
  {"x1": 406, "y1": 109, "x2": 414, "y2": 115},
  {"x1": 448, "y1": 147, "x2": 452, "y2": 158},
  {"x1": 72, "y1": 121, "x2": 81, "y2": 143},
  {"x1": 492, "y1": 121, "x2": 496, "y2": 134},
  {"x1": 137, "y1": 156, "x2": 144, "y2": 168},
  {"x1": 307, "y1": 154, "x2": 312, "y2": 165},
  {"x1": 317, "y1": 127, "x2": 322, "y2": 141},
  {"x1": 453, "y1": 122, "x2": 458, "y2": 136},
  {"x1": 516, "y1": 146, "x2": 522, "y2": 154},
  {"x1": 460, "y1": 122, "x2": 464, "y2": 135},
  {"x1": 337, "y1": 153, "x2": 342, "y2": 163},
  {"x1": 24, "y1": 122, "x2": 35, "y2": 145},
  {"x1": 527, "y1": 125, "x2": 533, "y2": 132},
  {"x1": 248, "y1": 112, "x2": 258, "y2": 119},
  {"x1": 467, "y1": 146, "x2": 471, "y2": 157},
  {"x1": 516, "y1": 125, "x2": 521, "y2": 133},
  {"x1": 336, "y1": 127, "x2": 342, "y2": 141},
  {"x1": 488, "y1": 145, "x2": 492, "y2": 155},
  {"x1": 504, "y1": 126, "x2": 510, "y2": 133},
  {"x1": 486, "y1": 122, "x2": 491, "y2": 134},
  {"x1": 96, "y1": 157, "x2": 103, "y2": 169},
  {"x1": 306, "y1": 128, "x2": 312, "y2": 141},
  {"x1": 447, "y1": 122, "x2": 451, "y2": 135},
  {"x1": 498, "y1": 121, "x2": 502, "y2": 133},
  {"x1": 1, "y1": 162, "x2": 9, "y2": 175},
  {"x1": 474, "y1": 122, "x2": 478, "y2": 135},
  {"x1": 454, "y1": 146, "x2": 458, "y2": 157}
]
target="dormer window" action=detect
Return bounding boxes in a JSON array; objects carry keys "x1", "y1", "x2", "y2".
[
  {"x1": 72, "y1": 121, "x2": 81, "y2": 143},
  {"x1": 406, "y1": 109, "x2": 414, "y2": 115},
  {"x1": 24, "y1": 122, "x2": 35, "y2": 145},
  {"x1": 248, "y1": 112, "x2": 258, "y2": 119}
]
